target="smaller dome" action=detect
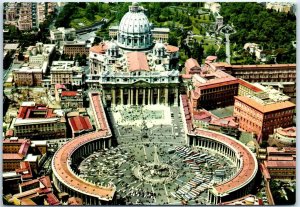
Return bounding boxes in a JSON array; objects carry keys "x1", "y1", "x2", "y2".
[
  {"x1": 108, "y1": 40, "x2": 119, "y2": 50},
  {"x1": 154, "y1": 41, "x2": 165, "y2": 50}
]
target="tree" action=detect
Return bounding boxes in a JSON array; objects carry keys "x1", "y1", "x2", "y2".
[
  {"x1": 216, "y1": 46, "x2": 226, "y2": 61},
  {"x1": 168, "y1": 33, "x2": 179, "y2": 46},
  {"x1": 205, "y1": 45, "x2": 216, "y2": 56}
]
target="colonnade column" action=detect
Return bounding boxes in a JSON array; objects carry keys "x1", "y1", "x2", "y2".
[
  {"x1": 148, "y1": 88, "x2": 151, "y2": 105},
  {"x1": 112, "y1": 88, "x2": 116, "y2": 106},
  {"x1": 174, "y1": 88, "x2": 178, "y2": 106},
  {"x1": 165, "y1": 87, "x2": 168, "y2": 105},
  {"x1": 143, "y1": 88, "x2": 146, "y2": 105},
  {"x1": 136, "y1": 88, "x2": 139, "y2": 105},
  {"x1": 120, "y1": 88, "x2": 123, "y2": 105},
  {"x1": 157, "y1": 88, "x2": 160, "y2": 104}
]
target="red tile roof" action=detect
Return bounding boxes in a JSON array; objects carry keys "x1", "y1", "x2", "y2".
[
  {"x1": 39, "y1": 176, "x2": 52, "y2": 188},
  {"x1": 277, "y1": 127, "x2": 296, "y2": 137},
  {"x1": 206, "y1": 56, "x2": 217, "y2": 62},
  {"x1": 61, "y1": 91, "x2": 78, "y2": 97},
  {"x1": 55, "y1": 83, "x2": 66, "y2": 90},
  {"x1": 3, "y1": 153, "x2": 24, "y2": 160},
  {"x1": 16, "y1": 161, "x2": 33, "y2": 180},
  {"x1": 238, "y1": 79, "x2": 262, "y2": 92},
  {"x1": 165, "y1": 44, "x2": 179, "y2": 53},
  {"x1": 126, "y1": 52, "x2": 149, "y2": 72},
  {"x1": 18, "y1": 142, "x2": 30, "y2": 156},
  {"x1": 181, "y1": 74, "x2": 193, "y2": 79},
  {"x1": 46, "y1": 193, "x2": 60, "y2": 205},
  {"x1": 6, "y1": 129, "x2": 14, "y2": 137},
  {"x1": 90, "y1": 43, "x2": 108, "y2": 54},
  {"x1": 68, "y1": 116, "x2": 93, "y2": 133},
  {"x1": 264, "y1": 160, "x2": 296, "y2": 168},
  {"x1": 68, "y1": 197, "x2": 83, "y2": 205},
  {"x1": 235, "y1": 96, "x2": 295, "y2": 113},
  {"x1": 231, "y1": 64, "x2": 296, "y2": 70},
  {"x1": 185, "y1": 58, "x2": 201, "y2": 74}
]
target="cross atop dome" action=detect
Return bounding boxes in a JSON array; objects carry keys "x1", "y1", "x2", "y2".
[{"x1": 129, "y1": 2, "x2": 143, "y2": 13}]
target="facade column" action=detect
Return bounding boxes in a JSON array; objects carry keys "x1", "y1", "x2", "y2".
[
  {"x1": 136, "y1": 88, "x2": 139, "y2": 105},
  {"x1": 150, "y1": 88, "x2": 153, "y2": 104},
  {"x1": 112, "y1": 88, "x2": 116, "y2": 106},
  {"x1": 131, "y1": 88, "x2": 134, "y2": 105},
  {"x1": 143, "y1": 88, "x2": 146, "y2": 105},
  {"x1": 157, "y1": 88, "x2": 160, "y2": 104},
  {"x1": 165, "y1": 87, "x2": 168, "y2": 105},
  {"x1": 120, "y1": 88, "x2": 123, "y2": 105},
  {"x1": 127, "y1": 89, "x2": 130, "y2": 105},
  {"x1": 148, "y1": 88, "x2": 151, "y2": 105}
]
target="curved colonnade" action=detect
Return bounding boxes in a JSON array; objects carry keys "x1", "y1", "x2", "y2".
[
  {"x1": 188, "y1": 129, "x2": 258, "y2": 204},
  {"x1": 52, "y1": 92, "x2": 115, "y2": 205}
]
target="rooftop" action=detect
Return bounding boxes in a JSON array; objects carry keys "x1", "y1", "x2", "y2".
[
  {"x1": 126, "y1": 52, "x2": 149, "y2": 72},
  {"x1": 276, "y1": 127, "x2": 296, "y2": 137},
  {"x1": 235, "y1": 96, "x2": 295, "y2": 113},
  {"x1": 68, "y1": 116, "x2": 93, "y2": 133}
]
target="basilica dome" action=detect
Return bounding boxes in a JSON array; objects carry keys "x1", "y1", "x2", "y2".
[{"x1": 117, "y1": 3, "x2": 153, "y2": 51}]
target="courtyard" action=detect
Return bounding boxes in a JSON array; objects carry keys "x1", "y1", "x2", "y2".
[{"x1": 77, "y1": 106, "x2": 238, "y2": 205}]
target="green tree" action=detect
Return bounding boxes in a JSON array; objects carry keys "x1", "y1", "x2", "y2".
[
  {"x1": 205, "y1": 45, "x2": 216, "y2": 56},
  {"x1": 216, "y1": 46, "x2": 226, "y2": 61}
]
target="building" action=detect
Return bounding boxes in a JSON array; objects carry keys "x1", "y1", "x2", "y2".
[
  {"x1": 63, "y1": 41, "x2": 90, "y2": 57},
  {"x1": 192, "y1": 108, "x2": 239, "y2": 137},
  {"x1": 50, "y1": 61, "x2": 84, "y2": 86},
  {"x1": 238, "y1": 79, "x2": 262, "y2": 96},
  {"x1": 59, "y1": 90, "x2": 84, "y2": 109},
  {"x1": 8, "y1": 176, "x2": 60, "y2": 206},
  {"x1": 204, "y1": 2, "x2": 221, "y2": 14},
  {"x1": 68, "y1": 116, "x2": 93, "y2": 138},
  {"x1": 5, "y1": 3, "x2": 17, "y2": 21},
  {"x1": 15, "y1": 161, "x2": 33, "y2": 182},
  {"x1": 4, "y1": 2, "x2": 56, "y2": 30},
  {"x1": 223, "y1": 64, "x2": 296, "y2": 103},
  {"x1": 260, "y1": 147, "x2": 296, "y2": 181},
  {"x1": 50, "y1": 27, "x2": 76, "y2": 44},
  {"x1": 151, "y1": 27, "x2": 170, "y2": 42},
  {"x1": 189, "y1": 70, "x2": 239, "y2": 110},
  {"x1": 3, "y1": 172, "x2": 22, "y2": 195},
  {"x1": 13, "y1": 102, "x2": 66, "y2": 140},
  {"x1": 108, "y1": 25, "x2": 119, "y2": 38},
  {"x1": 12, "y1": 43, "x2": 55, "y2": 86},
  {"x1": 12, "y1": 64, "x2": 45, "y2": 86},
  {"x1": 268, "y1": 127, "x2": 296, "y2": 147},
  {"x1": 3, "y1": 138, "x2": 31, "y2": 172},
  {"x1": 243, "y1": 43, "x2": 266, "y2": 62},
  {"x1": 266, "y1": 2, "x2": 295, "y2": 13},
  {"x1": 184, "y1": 58, "x2": 202, "y2": 75},
  {"x1": 87, "y1": 3, "x2": 180, "y2": 106},
  {"x1": 233, "y1": 95, "x2": 295, "y2": 143},
  {"x1": 220, "y1": 195, "x2": 262, "y2": 205}
]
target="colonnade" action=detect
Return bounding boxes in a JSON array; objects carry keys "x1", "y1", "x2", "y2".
[
  {"x1": 71, "y1": 137, "x2": 111, "y2": 162},
  {"x1": 190, "y1": 136, "x2": 241, "y2": 168}
]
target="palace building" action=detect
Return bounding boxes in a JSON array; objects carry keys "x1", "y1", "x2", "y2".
[{"x1": 86, "y1": 3, "x2": 180, "y2": 106}]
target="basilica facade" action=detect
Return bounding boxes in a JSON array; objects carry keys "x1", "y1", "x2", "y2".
[{"x1": 86, "y1": 3, "x2": 180, "y2": 106}]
